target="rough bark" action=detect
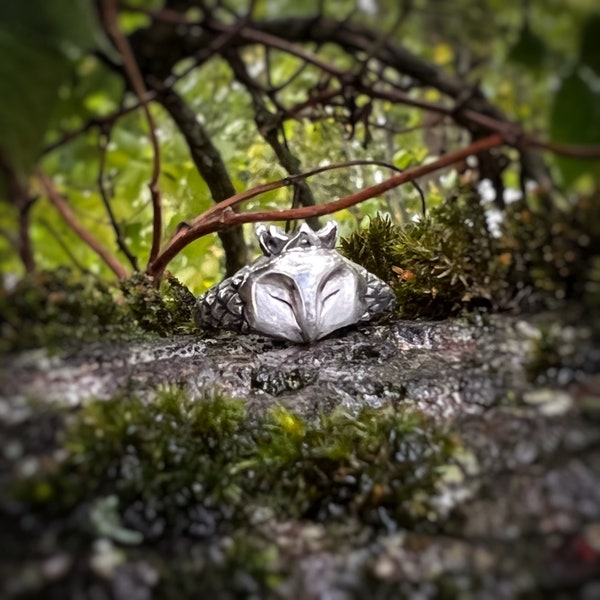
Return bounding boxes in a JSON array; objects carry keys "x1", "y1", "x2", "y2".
[
  {"x1": 159, "y1": 87, "x2": 248, "y2": 276},
  {"x1": 226, "y1": 50, "x2": 320, "y2": 230},
  {"x1": 126, "y1": 10, "x2": 552, "y2": 203},
  {"x1": 1, "y1": 312, "x2": 598, "y2": 596}
]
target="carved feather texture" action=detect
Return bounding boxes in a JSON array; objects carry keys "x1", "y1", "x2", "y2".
[{"x1": 195, "y1": 222, "x2": 396, "y2": 342}]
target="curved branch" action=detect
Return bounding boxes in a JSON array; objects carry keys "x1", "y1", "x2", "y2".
[
  {"x1": 39, "y1": 172, "x2": 129, "y2": 279},
  {"x1": 97, "y1": 127, "x2": 139, "y2": 270},
  {"x1": 102, "y1": 0, "x2": 162, "y2": 265},
  {"x1": 148, "y1": 134, "x2": 503, "y2": 277}
]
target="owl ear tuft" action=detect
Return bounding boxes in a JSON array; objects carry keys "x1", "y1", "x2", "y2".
[
  {"x1": 317, "y1": 221, "x2": 338, "y2": 249},
  {"x1": 256, "y1": 225, "x2": 290, "y2": 256}
]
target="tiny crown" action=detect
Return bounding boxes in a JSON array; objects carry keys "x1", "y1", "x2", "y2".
[{"x1": 256, "y1": 221, "x2": 338, "y2": 256}]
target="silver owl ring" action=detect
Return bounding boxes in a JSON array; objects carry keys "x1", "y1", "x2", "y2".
[{"x1": 194, "y1": 221, "x2": 396, "y2": 343}]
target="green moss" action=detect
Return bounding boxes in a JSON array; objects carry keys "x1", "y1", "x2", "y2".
[
  {"x1": 341, "y1": 189, "x2": 600, "y2": 319},
  {"x1": 16, "y1": 390, "x2": 249, "y2": 517},
  {"x1": 254, "y1": 406, "x2": 455, "y2": 525},
  {"x1": 120, "y1": 272, "x2": 197, "y2": 336},
  {"x1": 0, "y1": 267, "x2": 135, "y2": 353},
  {"x1": 0, "y1": 269, "x2": 197, "y2": 353},
  {"x1": 16, "y1": 389, "x2": 455, "y2": 529},
  {"x1": 7, "y1": 387, "x2": 458, "y2": 593},
  {"x1": 340, "y1": 188, "x2": 496, "y2": 318}
]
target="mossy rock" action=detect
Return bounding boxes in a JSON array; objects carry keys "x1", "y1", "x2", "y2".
[
  {"x1": 14, "y1": 388, "x2": 456, "y2": 531},
  {"x1": 0, "y1": 269, "x2": 197, "y2": 353},
  {"x1": 4, "y1": 387, "x2": 459, "y2": 596},
  {"x1": 340, "y1": 188, "x2": 600, "y2": 318},
  {"x1": 340, "y1": 189, "x2": 496, "y2": 318}
]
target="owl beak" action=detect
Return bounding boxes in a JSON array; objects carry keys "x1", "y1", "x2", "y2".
[
  {"x1": 294, "y1": 279, "x2": 338, "y2": 343},
  {"x1": 241, "y1": 253, "x2": 363, "y2": 343},
  {"x1": 298, "y1": 306, "x2": 321, "y2": 343}
]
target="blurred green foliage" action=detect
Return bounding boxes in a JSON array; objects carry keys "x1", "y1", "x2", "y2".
[{"x1": 0, "y1": 0, "x2": 598, "y2": 298}]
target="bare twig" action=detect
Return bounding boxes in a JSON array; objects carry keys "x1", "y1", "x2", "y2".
[
  {"x1": 0, "y1": 151, "x2": 36, "y2": 272},
  {"x1": 148, "y1": 134, "x2": 503, "y2": 277},
  {"x1": 210, "y1": 21, "x2": 347, "y2": 78},
  {"x1": 102, "y1": 0, "x2": 162, "y2": 266},
  {"x1": 97, "y1": 126, "x2": 139, "y2": 271},
  {"x1": 528, "y1": 139, "x2": 600, "y2": 159},
  {"x1": 44, "y1": 15, "x2": 600, "y2": 165},
  {"x1": 39, "y1": 172, "x2": 129, "y2": 279},
  {"x1": 43, "y1": 97, "x2": 152, "y2": 155},
  {"x1": 310, "y1": 81, "x2": 600, "y2": 160},
  {"x1": 39, "y1": 218, "x2": 93, "y2": 275},
  {"x1": 354, "y1": 1, "x2": 410, "y2": 81},
  {"x1": 226, "y1": 50, "x2": 320, "y2": 229}
]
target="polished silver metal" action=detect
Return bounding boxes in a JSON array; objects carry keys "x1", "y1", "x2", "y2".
[{"x1": 194, "y1": 221, "x2": 396, "y2": 343}]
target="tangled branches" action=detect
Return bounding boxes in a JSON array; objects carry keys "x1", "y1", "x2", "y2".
[{"x1": 14, "y1": 1, "x2": 600, "y2": 283}]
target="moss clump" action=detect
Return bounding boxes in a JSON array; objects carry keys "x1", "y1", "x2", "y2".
[
  {"x1": 16, "y1": 390, "x2": 249, "y2": 522},
  {"x1": 255, "y1": 406, "x2": 455, "y2": 525},
  {"x1": 0, "y1": 267, "x2": 135, "y2": 353},
  {"x1": 341, "y1": 189, "x2": 496, "y2": 318},
  {"x1": 341, "y1": 189, "x2": 600, "y2": 319},
  {"x1": 6, "y1": 388, "x2": 457, "y2": 597},
  {"x1": 120, "y1": 272, "x2": 197, "y2": 336},
  {"x1": 500, "y1": 194, "x2": 600, "y2": 309},
  {"x1": 15, "y1": 389, "x2": 455, "y2": 533},
  {"x1": 0, "y1": 269, "x2": 198, "y2": 353}
]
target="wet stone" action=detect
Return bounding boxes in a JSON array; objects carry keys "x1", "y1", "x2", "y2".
[
  {"x1": 250, "y1": 365, "x2": 316, "y2": 396},
  {"x1": 0, "y1": 311, "x2": 598, "y2": 598}
]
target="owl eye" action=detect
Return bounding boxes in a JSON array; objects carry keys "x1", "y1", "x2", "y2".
[
  {"x1": 268, "y1": 292, "x2": 294, "y2": 309},
  {"x1": 318, "y1": 266, "x2": 346, "y2": 302},
  {"x1": 321, "y1": 288, "x2": 340, "y2": 304}
]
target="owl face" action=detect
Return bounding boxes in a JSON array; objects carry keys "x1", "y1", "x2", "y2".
[
  {"x1": 239, "y1": 248, "x2": 367, "y2": 343},
  {"x1": 195, "y1": 221, "x2": 395, "y2": 342}
]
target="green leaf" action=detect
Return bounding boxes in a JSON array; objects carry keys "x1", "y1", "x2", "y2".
[
  {"x1": 549, "y1": 70, "x2": 600, "y2": 186},
  {"x1": 580, "y1": 14, "x2": 600, "y2": 75},
  {"x1": 508, "y1": 23, "x2": 546, "y2": 72},
  {"x1": 0, "y1": 0, "x2": 107, "y2": 54},
  {"x1": 0, "y1": 1, "x2": 106, "y2": 179},
  {"x1": 0, "y1": 29, "x2": 69, "y2": 178}
]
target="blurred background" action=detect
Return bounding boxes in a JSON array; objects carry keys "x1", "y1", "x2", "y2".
[{"x1": 0, "y1": 0, "x2": 597, "y2": 294}]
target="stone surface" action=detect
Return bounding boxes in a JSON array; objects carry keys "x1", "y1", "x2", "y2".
[
  {"x1": 0, "y1": 315, "x2": 551, "y2": 417},
  {"x1": 1, "y1": 312, "x2": 599, "y2": 598}
]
